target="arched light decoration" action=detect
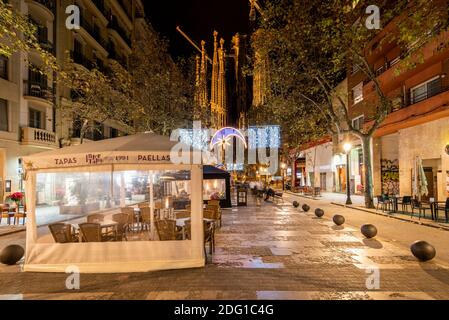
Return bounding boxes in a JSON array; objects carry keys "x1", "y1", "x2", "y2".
[{"x1": 209, "y1": 127, "x2": 247, "y2": 150}]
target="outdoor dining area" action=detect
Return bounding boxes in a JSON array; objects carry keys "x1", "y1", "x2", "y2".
[
  {"x1": 375, "y1": 156, "x2": 449, "y2": 223},
  {"x1": 21, "y1": 132, "x2": 211, "y2": 273},
  {"x1": 376, "y1": 194, "x2": 449, "y2": 222},
  {"x1": 0, "y1": 202, "x2": 28, "y2": 226},
  {"x1": 47, "y1": 198, "x2": 222, "y2": 254}
]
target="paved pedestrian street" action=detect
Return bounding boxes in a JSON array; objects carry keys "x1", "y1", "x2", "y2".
[{"x1": 1, "y1": 195, "x2": 449, "y2": 300}]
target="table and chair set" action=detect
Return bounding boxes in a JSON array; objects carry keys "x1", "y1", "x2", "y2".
[
  {"x1": 47, "y1": 200, "x2": 222, "y2": 256},
  {"x1": 376, "y1": 194, "x2": 449, "y2": 223},
  {"x1": 0, "y1": 203, "x2": 28, "y2": 226}
]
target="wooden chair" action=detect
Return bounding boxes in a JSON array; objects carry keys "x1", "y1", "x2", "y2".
[
  {"x1": 140, "y1": 207, "x2": 152, "y2": 231},
  {"x1": 207, "y1": 200, "x2": 220, "y2": 207},
  {"x1": 155, "y1": 219, "x2": 182, "y2": 241},
  {"x1": 205, "y1": 204, "x2": 221, "y2": 227},
  {"x1": 138, "y1": 202, "x2": 149, "y2": 209},
  {"x1": 49, "y1": 223, "x2": 77, "y2": 243},
  {"x1": 86, "y1": 213, "x2": 104, "y2": 223},
  {"x1": 154, "y1": 201, "x2": 163, "y2": 219},
  {"x1": 112, "y1": 213, "x2": 129, "y2": 241},
  {"x1": 0, "y1": 204, "x2": 12, "y2": 225},
  {"x1": 121, "y1": 207, "x2": 137, "y2": 231},
  {"x1": 184, "y1": 220, "x2": 214, "y2": 259},
  {"x1": 79, "y1": 223, "x2": 102, "y2": 242},
  {"x1": 203, "y1": 208, "x2": 218, "y2": 220},
  {"x1": 13, "y1": 204, "x2": 27, "y2": 225},
  {"x1": 176, "y1": 211, "x2": 190, "y2": 219}
]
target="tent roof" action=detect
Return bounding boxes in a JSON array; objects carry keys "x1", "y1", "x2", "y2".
[
  {"x1": 22, "y1": 132, "x2": 199, "y2": 170},
  {"x1": 203, "y1": 165, "x2": 230, "y2": 177},
  {"x1": 30, "y1": 132, "x2": 183, "y2": 157}
]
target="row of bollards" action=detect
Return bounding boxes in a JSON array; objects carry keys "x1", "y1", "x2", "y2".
[{"x1": 292, "y1": 201, "x2": 437, "y2": 262}]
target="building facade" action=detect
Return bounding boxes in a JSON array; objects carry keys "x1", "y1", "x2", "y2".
[
  {"x1": 0, "y1": 0, "x2": 144, "y2": 201},
  {"x1": 348, "y1": 16, "x2": 449, "y2": 201}
]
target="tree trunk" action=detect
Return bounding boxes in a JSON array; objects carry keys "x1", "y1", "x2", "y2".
[
  {"x1": 361, "y1": 135, "x2": 375, "y2": 208},
  {"x1": 80, "y1": 120, "x2": 89, "y2": 145}
]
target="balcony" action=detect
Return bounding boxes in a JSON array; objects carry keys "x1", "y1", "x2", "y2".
[
  {"x1": 79, "y1": 16, "x2": 109, "y2": 51},
  {"x1": 23, "y1": 80, "x2": 54, "y2": 103},
  {"x1": 108, "y1": 16, "x2": 132, "y2": 48},
  {"x1": 70, "y1": 51, "x2": 95, "y2": 70},
  {"x1": 21, "y1": 127, "x2": 58, "y2": 149},
  {"x1": 375, "y1": 81, "x2": 449, "y2": 137},
  {"x1": 404, "y1": 80, "x2": 449, "y2": 108}
]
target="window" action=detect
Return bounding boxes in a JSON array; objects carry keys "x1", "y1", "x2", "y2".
[
  {"x1": 0, "y1": 99, "x2": 8, "y2": 132},
  {"x1": 352, "y1": 82, "x2": 364, "y2": 104},
  {"x1": 0, "y1": 56, "x2": 7, "y2": 79},
  {"x1": 410, "y1": 76, "x2": 441, "y2": 104},
  {"x1": 29, "y1": 108, "x2": 42, "y2": 129},
  {"x1": 352, "y1": 115, "x2": 365, "y2": 131}
]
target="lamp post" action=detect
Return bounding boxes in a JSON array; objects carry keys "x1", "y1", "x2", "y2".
[
  {"x1": 343, "y1": 143, "x2": 352, "y2": 205},
  {"x1": 281, "y1": 163, "x2": 286, "y2": 190}
]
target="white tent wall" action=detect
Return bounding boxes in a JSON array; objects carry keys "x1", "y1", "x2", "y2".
[{"x1": 23, "y1": 164, "x2": 205, "y2": 273}]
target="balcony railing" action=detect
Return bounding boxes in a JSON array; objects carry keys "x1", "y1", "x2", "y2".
[
  {"x1": 21, "y1": 127, "x2": 58, "y2": 148},
  {"x1": 80, "y1": 16, "x2": 109, "y2": 50},
  {"x1": 390, "y1": 81, "x2": 449, "y2": 112},
  {"x1": 23, "y1": 80, "x2": 54, "y2": 102},
  {"x1": 408, "y1": 83, "x2": 449, "y2": 106}
]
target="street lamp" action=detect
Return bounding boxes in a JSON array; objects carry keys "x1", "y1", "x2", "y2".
[
  {"x1": 343, "y1": 143, "x2": 352, "y2": 205},
  {"x1": 281, "y1": 163, "x2": 287, "y2": 190}
]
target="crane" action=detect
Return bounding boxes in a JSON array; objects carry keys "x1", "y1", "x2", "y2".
[
  {"x1": 249, "y1": 0, "x2": 264, "y2": 16},
  {"x1": 176, "y1": 26, "x2": 212, "y2": 64}
]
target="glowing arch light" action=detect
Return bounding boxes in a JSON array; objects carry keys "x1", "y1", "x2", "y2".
[{"x1": 209, "y1": 127, "x2": 247, "y2": 150}]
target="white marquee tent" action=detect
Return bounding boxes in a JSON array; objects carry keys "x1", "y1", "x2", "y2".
[{"x1": 22, "y1": 132, "x2": 205, "y2": 273}]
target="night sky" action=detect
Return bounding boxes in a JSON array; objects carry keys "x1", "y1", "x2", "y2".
[{"x1": 144, "y1": 0, "x2": 251, "y2": 59}]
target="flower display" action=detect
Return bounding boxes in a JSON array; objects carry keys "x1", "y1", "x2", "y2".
[{"x1": 8, "y1": 192, "x2": 24, "y2": 203}]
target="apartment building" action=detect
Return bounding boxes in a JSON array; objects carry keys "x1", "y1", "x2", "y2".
[
  {"x1": 347, "y1": 9, "x2": 449, "y2": 201},
  {"x1": 56, "y1": 0, "x2": 144, "y2": 144},
  {"x1": 0, "y1": 0, "x2": 145, "y2": 200},
  {"x1": 0, "y1": 0, "x2": 58, "y2": 200}
]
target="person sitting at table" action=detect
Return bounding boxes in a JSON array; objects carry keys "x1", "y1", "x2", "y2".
[{"x1": 264, "y1": 188, "x2": 275, "y2": 201}]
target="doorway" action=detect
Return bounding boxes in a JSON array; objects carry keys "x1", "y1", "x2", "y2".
[
  {"x1": 422, "y1": 167, "x2": 435, "y2": 202},
  {"x1": 320, "y1": 173, "x2": 327, "y2": 191},
  {"x1": 337, "y1": 166, "x2": 346, "y2": 193}
]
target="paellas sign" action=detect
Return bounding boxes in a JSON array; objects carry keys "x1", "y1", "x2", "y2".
[{"x1": 53, "y1": 153, "x2": 172, "y2": 166}]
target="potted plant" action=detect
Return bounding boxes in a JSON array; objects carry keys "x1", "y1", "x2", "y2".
[{"x1": 8, "y1": 192, "x2": 24, "y2": 212}]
